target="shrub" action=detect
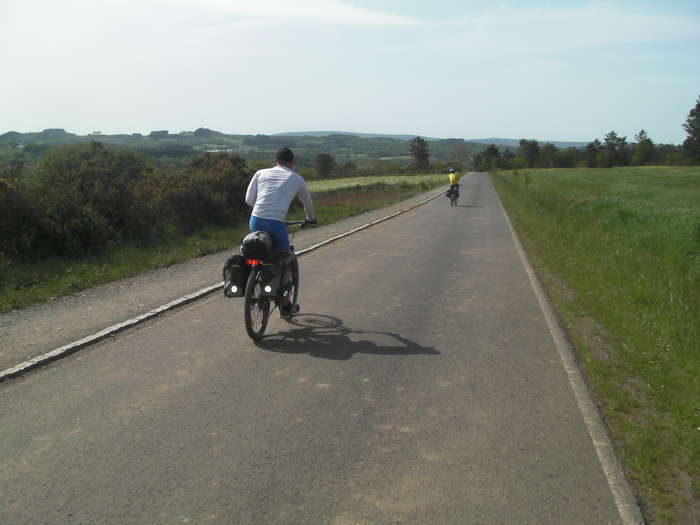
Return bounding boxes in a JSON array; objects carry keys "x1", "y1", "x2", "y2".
[
  {"x1": 0, "y1": 178, "x2": 40, "y2": 259},
  {"x1": 166, "y1": 152, "x2": 250, "y2": 233},
  {"x1": 32, "y1": 141, "x2": 160, "y2": 254}
]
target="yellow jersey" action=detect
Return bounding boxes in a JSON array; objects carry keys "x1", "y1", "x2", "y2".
[{"x1": 448, "y1": 173, "x2": 459, "y2": 185}]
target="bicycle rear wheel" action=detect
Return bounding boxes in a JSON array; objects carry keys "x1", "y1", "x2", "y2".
[{"x1": 244, "y1": 269, "x2": 270, "y2": 341}]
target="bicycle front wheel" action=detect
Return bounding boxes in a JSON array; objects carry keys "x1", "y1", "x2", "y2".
[
  {"x1": 289, "y1": 256, "x2": 299, "y2": 305},
  {"x1": 244, "y1": 268, "x2": 270, "y2": 341}
]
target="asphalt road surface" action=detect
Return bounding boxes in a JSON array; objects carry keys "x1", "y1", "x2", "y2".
[{"x1": 1, "y1": 174, "x2": 624, "y2": 524}]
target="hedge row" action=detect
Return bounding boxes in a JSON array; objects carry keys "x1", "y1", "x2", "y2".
[{"x1": 0, "y1": 142, "x2": 250, "y2": 262}]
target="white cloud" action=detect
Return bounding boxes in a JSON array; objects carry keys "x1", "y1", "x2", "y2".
[
  {"x1": 1, "y1": 1, "x2": 697, "y2": 141},
  {"x1": 163, "y1": 0, "x2": 425, "y2": 27}
]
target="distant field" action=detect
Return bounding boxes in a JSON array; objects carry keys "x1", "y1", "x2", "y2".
[
  {"x1": 492, "y1": 166, "x2": 700, "y2": 524},
  {"x1": 308, "y1": 173, "x2": 446, "y2": 193}
]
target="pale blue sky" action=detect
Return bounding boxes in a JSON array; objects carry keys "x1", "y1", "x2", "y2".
[
  {"x1": 2, "y1": 0, "x2": 698, "y2": 144},
  {"x1": 348, "y1": 0, "x2": 700, "y2": 19}
]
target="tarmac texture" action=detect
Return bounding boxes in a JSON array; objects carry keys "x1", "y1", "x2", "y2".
[{"x1": 1, "y1": 174, "x2": 624, "y2": 524}]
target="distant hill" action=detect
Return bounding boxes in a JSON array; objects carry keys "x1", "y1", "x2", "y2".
[
  {"x1": 0, "y1": 129, "x2": 492, "y2": 164},
  {"x1": 1, "y1": 129, "x2": 588, "y2": 151},
  {"x1": 1, "y1": 128, "x2": 78, "y2": 144},
  {"x1": 465, "y1": 138, "x2": 588, "y2": 149},
  {"x1": 275, "y1": 131, "x2": 443, "y2": 141},
  {"x1": 193, "y1": 127, "x2": 225, "y2": 138},
  {"x1": 277, "y1": 132, "x2": 587, "y2": 149},
  {"x1": 7, "y1": 128, "x2": 598, "y2": 170}
]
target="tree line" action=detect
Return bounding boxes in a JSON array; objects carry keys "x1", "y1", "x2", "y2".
[
  {"x1": 473, "y1": 96, "x2": 700, "y2": 171},
  {"x1": 473, "y1": 130, "x2": 691, "y2": 171}
]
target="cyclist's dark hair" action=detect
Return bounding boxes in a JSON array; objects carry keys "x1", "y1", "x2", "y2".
[{"x1": 276, "y1": 147, "x2": 294, "y2": 164}]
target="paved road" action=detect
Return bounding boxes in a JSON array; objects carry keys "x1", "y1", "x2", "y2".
[
  {"x1": 1, "y1": 174, "x2": 623, "y2": 524},
  {"x1": 0, "y1": 188, "x2": 444, "y2": 371}
]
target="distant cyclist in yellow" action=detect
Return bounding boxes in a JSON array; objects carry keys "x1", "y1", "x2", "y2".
[
  {"x1": 446, "y1": 168, "x2": 460, "y2": 205},
  {"x1": 448, "y1": 168, "x2": 459, "y2": 188}
]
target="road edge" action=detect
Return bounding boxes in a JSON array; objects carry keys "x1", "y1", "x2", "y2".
[
  {"x1": 492, "y1": 176, "x2": 645, "y2": 525},
  {"x1": 0, "y1": 190, "x2": 444, "y2": 382}
]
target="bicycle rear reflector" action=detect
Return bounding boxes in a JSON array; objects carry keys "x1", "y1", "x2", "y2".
[{"x1": 246, "y1": 259, "x2": 261, "y2": 266}]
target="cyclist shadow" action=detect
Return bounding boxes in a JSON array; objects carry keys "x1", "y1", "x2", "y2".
[
  {"x1": 455, "y1": 204, "x2": 483, "y2": 208},
  {"x1": 256, "y1": 313, "x2": 439, "y2": 361}
]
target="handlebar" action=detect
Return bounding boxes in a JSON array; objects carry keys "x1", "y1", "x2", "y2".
[{"x1": 285, "y1": 220, "x2": 317, "y2": 228}]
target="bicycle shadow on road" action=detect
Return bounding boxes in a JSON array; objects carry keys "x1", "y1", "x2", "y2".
[
  {"x1": 256, "y1": 313, "x2": 439, "y2": 361},
  {"x1": 455, "y1": 204, "x2": 483, "y2": 208}
]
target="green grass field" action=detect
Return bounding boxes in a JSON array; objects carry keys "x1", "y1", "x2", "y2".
[
  {"x1": 0, "y1": 175, "x2": 444, "y2": 312},
  {"x1": 491, "y1": 166, "x2": 700, "y2": 524}
]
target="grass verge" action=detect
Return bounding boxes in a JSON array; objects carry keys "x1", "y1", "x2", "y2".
[
  {"x1": 1, "y1": 178, "x2": 443, "y2": 312},
  {"x1": 491, "y1": 166, "x2": 700, "y2": 525}
]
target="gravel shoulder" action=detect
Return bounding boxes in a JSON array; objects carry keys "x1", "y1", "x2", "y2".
[{"x1": 0, "y1": 188, "x2": 443, "y2": 371}]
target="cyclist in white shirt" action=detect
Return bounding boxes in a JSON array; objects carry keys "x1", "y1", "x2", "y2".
[{"x1": 245, "y1": 147, "x2": 315, "y2": 315}]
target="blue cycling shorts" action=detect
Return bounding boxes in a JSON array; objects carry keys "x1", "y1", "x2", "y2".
[{"x1": 249, "y1": 216, "x2": 290, "y2": 252}]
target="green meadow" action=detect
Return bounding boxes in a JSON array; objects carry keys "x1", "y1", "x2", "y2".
[{"x1": 492, "y1": 167, "x2": 700, "y2": 524}]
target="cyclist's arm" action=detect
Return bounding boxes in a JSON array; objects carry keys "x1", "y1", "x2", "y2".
[
  {"x1": 297, "y1": 178, "x2": 315, "y2": 222},
  {"x1": 245, "y1": 172, "x2": 259, "y2": 207}
]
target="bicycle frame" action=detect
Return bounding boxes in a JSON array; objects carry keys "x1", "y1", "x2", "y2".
[{"x1": 242, "y1": 220, "x2": 313, "y2": 340}]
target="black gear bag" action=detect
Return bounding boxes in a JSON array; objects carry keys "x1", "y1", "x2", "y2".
[{"x1": 223, "y1": 254, "x2": 249, "y2": 297}]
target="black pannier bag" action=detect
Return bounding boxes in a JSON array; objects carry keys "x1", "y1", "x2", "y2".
[
  {"x1": 259, "y1": 251, "x2": 294, "y2": 298},
  {"x1": 260, "y1": 261, "x2": 283, "y2": 298},
  {"x1": 223, "y1": 254, "x2": 249, "y2": 297},
  {"x1": 240, "y1": 231, "x2": 273, "y2": 259}
]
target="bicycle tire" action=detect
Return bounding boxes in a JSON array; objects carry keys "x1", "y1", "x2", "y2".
[
  {"x1": 290, "y1": 256, "x2": 299, "y2": 305},
  {"x1": 244, "y1": 268, "x2": 270, "y2": 341}
]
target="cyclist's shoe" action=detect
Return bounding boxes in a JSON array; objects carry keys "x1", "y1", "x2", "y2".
[{"x1": 280, "y1": 303, "x2": 300, "y2": 318}]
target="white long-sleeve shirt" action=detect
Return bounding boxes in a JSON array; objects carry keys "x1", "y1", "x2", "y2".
[{"x1": 245, "y1": 165, "x2": 315, "y2": 222}]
